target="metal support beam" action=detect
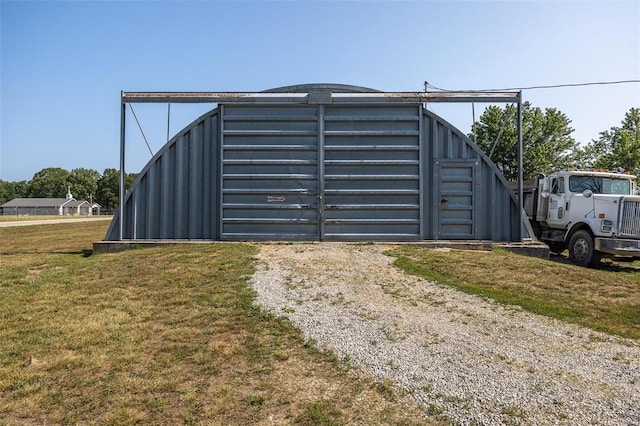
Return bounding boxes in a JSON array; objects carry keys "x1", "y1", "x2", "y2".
[
  {"x1": 517, "y1": 91, "x2": 524, "y2": 240},
  {"x1": 317, "y1": 104, "x2": 325, "y2": 241},
  {"x1": 119, "y1": 93, "x2": 126, "y2": 240},
  {"x1": 121, "y1": 91, "x2": 520, "y2": 104}
]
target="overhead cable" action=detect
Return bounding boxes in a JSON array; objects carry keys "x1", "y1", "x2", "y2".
[{"x1": 426, "y1": 79, "x2": 640, "y2": 92}]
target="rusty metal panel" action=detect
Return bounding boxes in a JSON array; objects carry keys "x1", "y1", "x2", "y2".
[{"x1": 122, "y1": 90, "x2": 520, "y2": 104}]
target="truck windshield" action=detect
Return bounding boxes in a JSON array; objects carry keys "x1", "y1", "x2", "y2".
[{"x1": 569, "y1": 176, "x2": 631, "y2": 194}]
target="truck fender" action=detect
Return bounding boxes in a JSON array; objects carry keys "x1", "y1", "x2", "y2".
[{"x1": 564, "y1": 222, "x2": 596, "y2": 242}]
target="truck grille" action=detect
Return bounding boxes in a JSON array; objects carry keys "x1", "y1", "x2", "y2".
[{"x1": 620, "y1": 199, "x2": 640, "y2": 238}]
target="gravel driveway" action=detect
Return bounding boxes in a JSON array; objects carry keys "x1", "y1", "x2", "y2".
[
  {"x1": 0, "y1": 217, "x2": 112, "y2": 227},
  {"x1": 250, "y1": 243, "x2": 640, "y2": 425}
]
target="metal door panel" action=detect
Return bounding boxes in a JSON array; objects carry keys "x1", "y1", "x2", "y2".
[
  {"x1": 220, "y1": 104, "x2": 423, "y2": 241},
  {"x1": 437, "y1": 161, "x2": 476, "y2": 239},
  {"x1": 221, "y1": 105, "x2": 319, "y2": 240},
  {"x1": 322, "y1": 105, "x2": 421, "y2": 241}
]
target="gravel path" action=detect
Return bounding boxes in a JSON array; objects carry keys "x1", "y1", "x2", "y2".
[
  {"x1": 0, "y1": 217, "x2": 112, "y2": 227},
  {"x1": 250, "y1": 243, "x2": 640, "y2": 426}
]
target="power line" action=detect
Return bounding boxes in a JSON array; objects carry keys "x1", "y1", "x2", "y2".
[{"x1": 426, "y1": 79, "x2": 640, "y2": 92}]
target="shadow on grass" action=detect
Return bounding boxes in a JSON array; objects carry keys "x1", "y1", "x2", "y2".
[
  {"x1": 0, "y1": 249, "x2": 94, "y2": 257},
  {"x1": 549, "y1": 253, "x2": 640, "y2": 273}
]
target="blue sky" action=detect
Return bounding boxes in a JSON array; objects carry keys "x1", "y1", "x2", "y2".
[{"x1": 1, "y1": 0, "x2": 638, "y2": 182}]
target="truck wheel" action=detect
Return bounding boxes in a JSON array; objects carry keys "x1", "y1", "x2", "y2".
[
  {"x1": 547, "y1": 242, "x2": 565, "y2": 254},
  {"x1": 568, "y1": 230, "x2": 601, "y2": 267}
]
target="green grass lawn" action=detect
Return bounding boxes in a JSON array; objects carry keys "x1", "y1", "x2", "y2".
[
  {"x1": 388, "y1": 246, "x2": 640, "y2": 339},
  {"x1": 3, "y1": 223, "x2": 637, "y2": 424},
  {"x1": 0, "y1": 222, "x2": 432, "y2": 425}
]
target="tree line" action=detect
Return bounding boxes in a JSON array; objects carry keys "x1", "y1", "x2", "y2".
[
  {"x1": 471, "y1": 106, "x2": 640, "y2": 181},
  {"x1": 0, "y1": 168, "x2": 138, "y2": 209},
  {"x1": 1, "y1": 107, "x2": 638, "y2": 207}
]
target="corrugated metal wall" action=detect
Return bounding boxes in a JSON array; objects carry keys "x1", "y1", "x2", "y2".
[
  {"x1": 422, "y1": 112, "x2": 519, "y2": 241},
  {"x1": 115, "y1": 110, "x2": 219, "y2": 240},
  {"x1": 105, "y1": 86, "x2": 521, "y2": 242}
]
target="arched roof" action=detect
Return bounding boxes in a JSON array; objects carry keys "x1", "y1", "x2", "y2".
[
  {"x1": 263, "y1": 83, "x2": 380, "y2": 93},
  {"x1": 105, "y1": 84, "x2": 524, "y2": 242}
]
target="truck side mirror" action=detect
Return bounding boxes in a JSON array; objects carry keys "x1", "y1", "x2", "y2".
[
  {"x1": 582, "y1": 189, "x2": 593, "y2": 198},
  {"x1": 541, "y1": 190, "x2": 550, "y2": 199}
]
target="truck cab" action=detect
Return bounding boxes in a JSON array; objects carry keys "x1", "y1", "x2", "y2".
[{"x1": 525, "y1": 169, "x2": 640, "y2": 267}]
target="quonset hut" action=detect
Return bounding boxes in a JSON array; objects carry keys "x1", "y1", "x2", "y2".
[{"x1": 104, "y1": 84, "x2": 528, "y2": 242}]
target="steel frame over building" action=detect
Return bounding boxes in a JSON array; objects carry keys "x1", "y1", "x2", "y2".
[{"x1": 105, "y1": 84, "x2": 526, "y2": 242}]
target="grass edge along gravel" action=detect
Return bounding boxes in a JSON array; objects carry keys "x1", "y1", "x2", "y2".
[
  {"x1": 388, "y1": 245, "x2": 640, "y2": 340},
  {"x1": 0, "y1": 223, "x2": 436, "y2": 425}
]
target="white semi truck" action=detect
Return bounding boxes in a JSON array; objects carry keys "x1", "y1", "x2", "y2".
[{"x1": 523, "y1": 169, "x2": 640, "y2": 267}]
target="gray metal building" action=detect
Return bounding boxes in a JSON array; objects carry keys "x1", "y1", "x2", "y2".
[{"x1": 104, "y1": 84, "x2": 527, "y2": 242}]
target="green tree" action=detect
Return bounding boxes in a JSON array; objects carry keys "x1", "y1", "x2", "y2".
[
  {"x1": 68, "y1": 168, "x2": 100, "y2": 202},
  {"x1": 28, "y1": 167, "x2": 70, "y2": 198},
  {"x1": 96, "y1": 168, "x2": 118, "y2": 209},
  {"x1": 0, "y1": 180, "x2": 29, "y2": 205},
  {"x1": 96, "y1": 168, "x2": 137, "y2": 209},
  {"x1": 579, "y1": 107, "x2": 640, "y2": 175},
  {"x1": 470, "y1": 104, "x2": 578, "y2": 180}
]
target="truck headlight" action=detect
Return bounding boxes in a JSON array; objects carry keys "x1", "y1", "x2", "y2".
[{"x1": 602, "y1": 219, "x2": 613, "y2": 232}]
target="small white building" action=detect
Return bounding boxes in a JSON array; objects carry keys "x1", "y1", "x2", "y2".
[{"x1": 0, "y1": 189, "x2": 100, "y2": 216}]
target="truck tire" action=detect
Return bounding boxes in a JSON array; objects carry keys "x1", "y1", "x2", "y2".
[{"x1": 568, "y1": 230, "x2": 601, "y2": 268}]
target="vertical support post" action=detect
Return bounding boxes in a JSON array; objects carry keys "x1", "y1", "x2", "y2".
[
  {"x1": 166, "y1": 103, "x2": 171, "y2": 143},
  {"x1": 218, "y1": 104, "x2": 225, "y2": 239},
  {"x1": 418, "y1": 104, "x2": 425, "y2": 240},
  {"x1": 517, "y1": 91, "x2": 524, "y2": 241},
  {"x1": 317, "y1": 104, "x2": 325, "y2": 241},
  {"x1": 471, "y1": 103, "x2": 476, "y2": 143},
  {"x1": 119, "y1": 92, "x2": 126, "y2": 240}
]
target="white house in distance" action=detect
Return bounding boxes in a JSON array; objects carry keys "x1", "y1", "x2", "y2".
[{"x1": 0, "y1": 189, "x2": 100, "y2": 216}]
